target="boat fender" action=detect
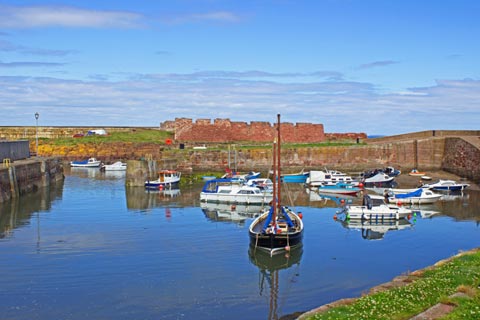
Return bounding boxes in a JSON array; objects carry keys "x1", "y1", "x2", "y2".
[{"x1": 298, "y1": 212, "x2": 303, "y2": 219}]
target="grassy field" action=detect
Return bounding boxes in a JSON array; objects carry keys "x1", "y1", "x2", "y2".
[
  {"x1": 41, "y1": 131, "x2": 362, "y2": 149},
  {"x1": 302, "y1": 249, "x2": 480, "y2": 320},
  {"x1": 45, "y1": 128, "x2": 173, "y2": 146}
]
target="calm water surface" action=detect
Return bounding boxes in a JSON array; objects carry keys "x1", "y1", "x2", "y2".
[{"x1": 1, "y1": 169, "x2": 479, "y2": 320}]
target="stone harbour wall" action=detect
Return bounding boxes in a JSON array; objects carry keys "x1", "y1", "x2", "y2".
[
  {"x1": 442, "y1": 137, "x2": 480, "y2": 182},
  {"x1": 0, "y1": 157, "x2": 64, "y2": 203}
]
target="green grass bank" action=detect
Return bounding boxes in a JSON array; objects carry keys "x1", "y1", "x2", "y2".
[{"x1": 299, "y1": 249, "x2": 480, "y2": 320}]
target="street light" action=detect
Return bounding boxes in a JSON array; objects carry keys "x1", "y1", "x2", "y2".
[{"x1": 35, "y1": 112, "x2": 39, "y2": 156}]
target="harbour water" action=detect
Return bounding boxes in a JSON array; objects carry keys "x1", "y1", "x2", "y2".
[{"x1": 0, "y1": 168, "x2": 479, "y2": 320}]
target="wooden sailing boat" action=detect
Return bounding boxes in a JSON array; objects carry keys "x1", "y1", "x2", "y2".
[{"x1": 248, "y1": 114, "x2": 304, "y2": 254}]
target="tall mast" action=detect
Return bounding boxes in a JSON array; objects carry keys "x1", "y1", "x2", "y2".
[
  {"x1": 277, "y1": 114, "x2": 281, "y2": 211},
  {"x1": 272, "y1": 136, "x2": 277, "y2": 220}
]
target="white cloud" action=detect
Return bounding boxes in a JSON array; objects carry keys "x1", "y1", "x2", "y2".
[
  {"x1": 357, "y1": 60, "x2": 399, "y2": 70},
  {"x1": 0, "y1": 5, "x2": 145, "y2": 29},
  {"x1": 164, "y1": 11, "x2": 242, "y2": 24},
  {"x1": 0, "y1": 74, "x2": 478, "y2": 135},
  {"x1": 190, "y1": 11, "x2": 241, "y2": 22}
]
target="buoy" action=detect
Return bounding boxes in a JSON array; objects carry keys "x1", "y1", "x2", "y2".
[
  {"x1": 333, "y1": 215, "x2": 337, "y2": 220},
  {"x1": 285, "y1": 245, "x2": 291, "y2": 252},
  {"x1": 159, "y1": 185, "x2": 164, "y2": 190},
  {"x1": 408, "y1": 214, "x2": 412, "y2": 220},
  {"x1": 358, "y1": 183, "x2": 364, "y2": 188},
  {"x1": 298, "y1": 212, "x2": 303, "y2": 219},
  {"x1": 397, "y1": 201, "x2": 402, "y2": 206},
  {"x1": 231, "y1": 204, "x2": 236, "y2": 211},
  {"x1": 340, "y1": 199, "x2": 345, "y2": 204}
]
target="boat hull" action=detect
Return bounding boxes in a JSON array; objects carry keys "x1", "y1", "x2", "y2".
[
  {"x1": 431, "y1": 186, "x2": 468, "y2": 191},
  {"x1": 70, "y1": 163, "x2": 101, "y2": 167},
  {"x1": 342, "y1": 205, "x2": 412, "y2": 220},
  {"x1": 101, "y1": 162, "x2": 127, "y2": 171},
  {"x1": 389, "y1": 195, "x2": 442, "y2": 204},
  {"x1": 315, "y1": 186, "x2": 360, "y2": 196},
  {"x1": 145, "y1": 180, "x2": 180, "y2": 188},
  {"x1": 249, "y1": 230, "x2": 303, "y2": 253},
  {"x1": 249, "y1": 210, "x2": 304, "y2": 253},
  {"x1": 281, "y1": 173, "x2": 309, "y2": 183},
  {"x1": 200, "y1": 192, "x2": 272, "y2": 205}
]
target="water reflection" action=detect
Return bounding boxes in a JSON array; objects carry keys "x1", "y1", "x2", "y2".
[
  {"x1": 201, "y1": 202, "x2": 264, "y2": 225},
  {"x1": 305, "y1": 187, "x2": 357, "y2": 206},
  {"x1": 69, "y1": 166, "x2": 102, "y2": 178},
  {"x1": 125, "y1": 186, "x2": 182, "y2": 210},
  {"x1": 337, "y1": 218, "x2": 414, "y2": 240},
  {"x1": 248, "y1": 245, "x2": 303, "y2": 320},
  {"x1": 0, "y1": 181, "x2": 64, "y2": 239}
]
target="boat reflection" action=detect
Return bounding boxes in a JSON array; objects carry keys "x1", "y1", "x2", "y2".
[
  {"x1": 305, "y1": 187, "x2": 357, "y2": 207},
  {"x1": 201, "y1": 202, "x2": 265, "y2": 225},
  {"x1": 439, "y1": 191, "x2": 470, "y2": 202},
  {"x1": 126, "y1": 186, "x2": 182, "y2": 210},
  {"x1": 68, "y1": 166, "x2": 102, "y2": 178},
  {"x1": 336, "y1": 218, "x2": 413, "y2": 240},
  {"x1": 248, "y1": 245, "x2": 303, "y2": 320}
]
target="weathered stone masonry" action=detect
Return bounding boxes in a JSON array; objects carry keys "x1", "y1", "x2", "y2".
[{"x1": 161, "y1": 118, "x2": 367, "y2": 143}]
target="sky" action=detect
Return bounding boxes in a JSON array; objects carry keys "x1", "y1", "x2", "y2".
[{"x1": 0, "y1": 0, "x2": 479, "y2": 135}]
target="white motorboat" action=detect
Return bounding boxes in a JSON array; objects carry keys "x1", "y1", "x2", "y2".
[
  {"x1": 388, "y1": 188, "x2": 442, "y2": 205},
  {"x1": 363, "y1": 172, "x2": 395, "y2": 184},
  {"x1": 422, "y1": 179, "x2": 470, "y2": 191},
  {"x1": 336, "y1": 194, "x2": 412, "y2": 220},
  {"x1": 100, "y1": 161, "x2": 127, "y2": 171},
  {"x1": 306, "y1": 169, "x2": 357, "y2": 186},
  {"x1": 200, "y1": 178, "x2": 273, "y2": 205},
  {"x1": 367, "y1": 186, "x2": 419, "y2": 195},
  {"x1": 70, "y1": 157, "x2": 102, "y2": 167}
]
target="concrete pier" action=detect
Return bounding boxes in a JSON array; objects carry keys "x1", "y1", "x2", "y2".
[{"x1": 0, "y1": 157, "x2": 64, "y2": 203}]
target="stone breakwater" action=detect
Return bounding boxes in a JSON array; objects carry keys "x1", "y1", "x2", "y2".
[
  {"x1": 0, "y1": 157, "x2": 64, "y2": 203},
  {"x1": 30, "y1": 134, "x2": 480, "y2": 184}
]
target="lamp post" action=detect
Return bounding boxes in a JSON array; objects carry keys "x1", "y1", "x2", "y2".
[{"x1": 35, "y1": 112, "x2": 39, "y2": 156}]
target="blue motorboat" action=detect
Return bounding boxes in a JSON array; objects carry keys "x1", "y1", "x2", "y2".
[{"x1": 281, "y1": 170, "x2": 309, "y2": 183}]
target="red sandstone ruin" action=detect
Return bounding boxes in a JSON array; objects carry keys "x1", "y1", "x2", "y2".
[{"x1": 160, "y1": 118, "x2": 366, "y2": 143}]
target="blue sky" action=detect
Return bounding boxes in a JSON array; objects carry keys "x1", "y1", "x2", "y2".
[{"x1": 0, "y1": 0, "x2": 479, "y2": 135}]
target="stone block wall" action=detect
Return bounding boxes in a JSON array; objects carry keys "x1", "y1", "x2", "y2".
[
  {"x1": 0, "y1": 157, "x2": 64, "y2": 203},
  {"x1": 443, "y1": 137, "x2": 480, "y2": 183},
  {"x1": 170, "y1": 118, "x2": 337, "y2": 143}
]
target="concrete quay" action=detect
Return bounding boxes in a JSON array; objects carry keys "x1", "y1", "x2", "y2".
[{"x1": 0, "y1": 157, "x2": 64, "y2": 203}]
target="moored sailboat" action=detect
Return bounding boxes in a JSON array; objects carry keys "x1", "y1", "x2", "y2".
[{"x1": 248, "y1": 114, "x2": 304, "y2": 254}]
